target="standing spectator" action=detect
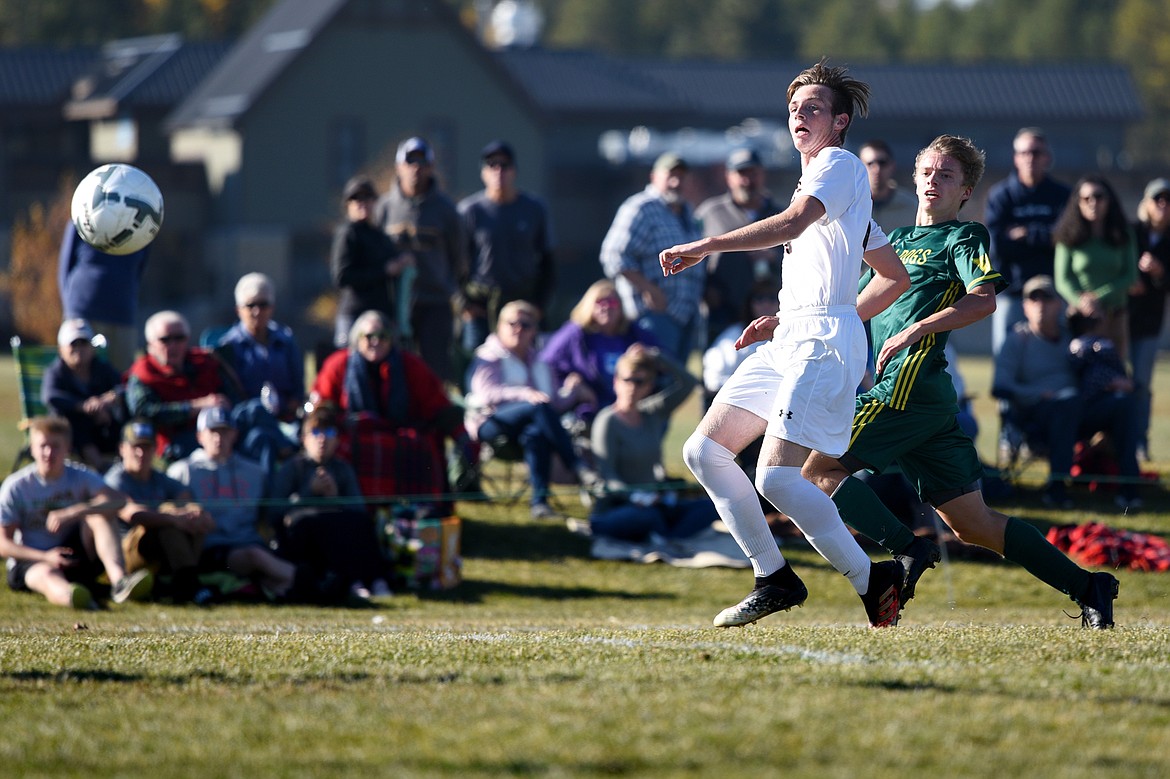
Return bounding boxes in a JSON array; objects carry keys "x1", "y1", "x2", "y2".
[
  {"x1": 330, "y1": 176, "x2": 412, "y2": 348},
  {"x1": 167, "y1": 408, "x2": 297, "y2": 600},
  {"x1": 984, "y1": 128, "x2": 1071, "y2": 354},
  {"x1": 104, "y1": 420, "x2": 215, "y2": 604},
  {"x1": 859, "y1": 139, "x2": 918, "y2": 232},
  {"x1": 125, "y1": 310, "x2": 241, "y2": 461},
  {"x1": 1053, "y1": 175, "x2": 1137, "y2": 358},
  {"x1": 377, "y1": 137, "x2": 467, "y2": 383},
  {"x1": 465, "y1": 301, "x2": 595, "y2": 519},
  {"x1": 695, "y1": 148, "x2": 782, "y2": 344},
  {"x1": 539, "y1": 279, "x2": 661, "y2": 422},
  {"x1": 216, "y1": 272, "x2": 305, "y2": 419},
  {"x1": 0, "y1": 416, "x2": 152, "y2": 609},
  {"x1": 458, "y1": 140, "x2": 555, "y2": 354},
  {"x1": 1129, "y1": 177, "x2": 1170, "y2": 460},
  {"x1": 600, "y1": 151, "x2": 704, "y2": 361},
  {"x1": 42, "y1": 318, "x2": 125, "y2": 471},
  {"x1": 58, "y1": 224, "x2": 150, "y2": 371}
]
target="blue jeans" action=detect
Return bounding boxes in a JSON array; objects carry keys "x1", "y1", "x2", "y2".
[
  {"x1": 589, "y1": 498, "x2": 718, "y2": 543},
  {"x1": 1129, "y1": 336, "x2": 1159, "y2": 454},
  {"x1": 477, "y1": 401, "x2": 578, "y2": 505},
  {"x1": 636, "y1": 311, "x2": 696, "y2": 362}
]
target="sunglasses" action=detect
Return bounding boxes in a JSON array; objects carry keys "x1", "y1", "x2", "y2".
[
  {"x1": 618, "y1": 375, "x2": 649, "y2": 386},
  {"x1": 360, "y1": 330, "x2": 389, "y2": 341},
  {"x1": 307, "y1": 427, "x2": 338, "y2": 439},
  {"x1": 1080, "y1": 192, "x2": 1108, "y2": 202},
  {"x1": 864, "y1": 158, "x2": 891, "y2": 167},
  {"x1": 506, "y1": 320, "x2": 535, "y2": 331},
  {"x1": 1026, "y1": 291, "x2": 1056, "y2": 302},
  {"x1": 1015, "y1": 148, "x2": 1047, "y2": 157},
  {"x1": 1152, "y1": 193, "x2": 1169, "y2": 204},
  {"x1": 157, "y1": 333, "x2": 188, "y2": 344},
  {"x1": 484, "y1": 158, "x2": 514, "y2": 170},
  {"x1": 242, "y1": 300, "x2": 271, "y2": 310}
]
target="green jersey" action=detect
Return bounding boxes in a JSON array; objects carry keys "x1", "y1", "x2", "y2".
[{"x1": 865, "y1": 220, "x2": 1004, "y2": 414}]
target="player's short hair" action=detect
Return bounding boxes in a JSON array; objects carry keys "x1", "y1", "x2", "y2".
[
  {"x1": 26, "y1": 415, "x2": 72, "y2": 441},
  {"x1": 915, "y1": 135, "x2": 986, "y2": 206},
  {"x1": 786, "y1": 58, "x2": 870, "y2": 144}
]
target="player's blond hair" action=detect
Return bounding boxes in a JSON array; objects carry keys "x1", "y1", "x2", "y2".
[
  {"x1": 914, "y1": 135, "x2": 987, "y2": 208},
  {"x1": 786, "y1": 58, "x2": 870, "y2": 144}
]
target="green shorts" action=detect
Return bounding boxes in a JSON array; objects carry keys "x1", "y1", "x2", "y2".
[{"x1": 840, "y1": 395, "x2": 983, "y2": 505}]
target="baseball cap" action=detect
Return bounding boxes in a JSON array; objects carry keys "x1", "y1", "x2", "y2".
[
  {"x1": 196, "y1": 407, "x2": 234, "y2": 432},
  {"x1": 121, "y1": 420, "x2": 156, "y2": 445},
  {"x1": 395, "y1": 137, "x2": 434, "y2": 165},
  {"x1": 481, "y1": 140, "x2": 515, "y2": 162},
  {"x1": 726, "y1": 148, "x2": 762, "y2": 171},
  {"x1": 343, "y1": 176, "x2": 377, "y2": 202},
  {"x1": 57, "y1": 318, "x2": 95, "y2": 347},
  {"x1": 1144, "y1": 178, "x2": 1170, "y2": 201},
  {"x1": 652, "y1": 152, "x2": 688, "y2": 173},
  {"x1": 1022, "y1": 275, "x2": 1057, "y2": 299}
]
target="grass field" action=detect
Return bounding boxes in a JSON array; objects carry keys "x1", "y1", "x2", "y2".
[{"x1": 1, "y1": 353, "x2": 1169, "y2": 778}]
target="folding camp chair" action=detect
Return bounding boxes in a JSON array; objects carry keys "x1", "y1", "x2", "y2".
[{"x1": 9, "y1": 334, "x2": 107, "y2": 473}]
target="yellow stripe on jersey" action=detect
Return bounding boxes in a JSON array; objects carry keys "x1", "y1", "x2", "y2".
[
  {"x1": 849, "y1": 398, "x2": 886, "y2": 449},
  {"x1": 888, "y1": 281, "x2": 964, "y2": 409},
  {"x1": 967, "y1": 272, "x2": 1000, "y2": 290},
  {"x1": 970, "y1": 250, "x2": 992, "y2": 275}
]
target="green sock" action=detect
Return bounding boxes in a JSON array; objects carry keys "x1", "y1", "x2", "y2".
[
  {"x1": 1002, "y1": 517, "x2": 1090, "y2": 600},
  {"x1": 832, "y1": 476, "x2": 917, "y2": 555}
]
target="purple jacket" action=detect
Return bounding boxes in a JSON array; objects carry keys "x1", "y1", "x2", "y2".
[{"x1": 538, "y1": 321, "x2": 659, "y2": 413}]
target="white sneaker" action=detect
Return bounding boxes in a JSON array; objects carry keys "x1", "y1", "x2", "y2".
[{"x1": 111, "y1": 570, "x2": 153, "y2": 603}]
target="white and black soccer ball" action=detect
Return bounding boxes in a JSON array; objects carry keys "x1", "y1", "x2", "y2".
[{"x1": 70, "y1": 163, "x2": 164, "y2": 255}]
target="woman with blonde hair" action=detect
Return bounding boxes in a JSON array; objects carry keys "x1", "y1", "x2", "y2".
[{"x1": 539, "y1": 280, "x2": 660, "y2": 421}]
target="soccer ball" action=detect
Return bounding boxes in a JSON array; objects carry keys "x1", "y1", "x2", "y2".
[{"x1": 70, "y1": 163, "x2": 164, "y2": 255}]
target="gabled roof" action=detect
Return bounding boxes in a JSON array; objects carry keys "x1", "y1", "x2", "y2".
[
  {"x1": 0, "y1": 47, "x2": 96, "y2": 105},
  {"x1": 496, "y1": 49, "x2": 1145, "y2": 123},
  {"x1": 165, "y1": 0, "x2": 350, "y2": 130}
]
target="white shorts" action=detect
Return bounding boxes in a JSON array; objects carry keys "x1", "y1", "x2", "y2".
[{"x1": 712, "y1": 307, "x2": 866, "y2": 457}]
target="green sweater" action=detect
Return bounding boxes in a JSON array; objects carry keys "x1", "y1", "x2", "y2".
[{"x1": 1054, "y1": 231, "x2": 1137, "y2": 312}]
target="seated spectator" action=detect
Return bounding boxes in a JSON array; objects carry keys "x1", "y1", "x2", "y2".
[
  {"x1": 539, "y1": 279, "x2": 660, "y2": 422},
  {"x1": 166, "y1": 408, "x2": 297, "y2": 600},
  {"x1": 703, "y1": 280, "x2": 779, "y2": 405},
  {"x1": 993, "y1": 275, "x2": 1141, "y2": 509},
  {"x1": 41, "y1": 318, "x2": 125, "y2": 471},
  {"x1": 270, "y1": 406, "x2": 393, "y2": 600},
  {"x1": 465, "y1": 301, "x2": 596, "y2": 519},
  {"x1": 126, "y1": 310, "x2": 242, "y2": 461},
  {"x1": 103, "y1": 420, "x2": 215, "y2": 604},
  {"x1": 0, "y1": 416, "x2": 152, "y2": 609},
  {"x1": 312, "y1": 310, "x2": 476, "y2": 509},
  {"x1": 588, "y1": 345, "x2": 715, "y2": 542},
  {"x1": 216, "y1": 272, "x2": 305, "y2": 420}
]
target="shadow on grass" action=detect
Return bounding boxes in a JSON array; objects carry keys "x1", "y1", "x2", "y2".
[
  {"x1": 459, "y1": 514, "x2": 592, "y2": 562},
  {"x1": 412, "y1": 577, "x2": 676, "y2": 605}
]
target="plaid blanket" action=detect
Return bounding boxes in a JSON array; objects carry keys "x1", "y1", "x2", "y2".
[{"x1": 338, "y1": 419, "x2": 445, "y2": 504}]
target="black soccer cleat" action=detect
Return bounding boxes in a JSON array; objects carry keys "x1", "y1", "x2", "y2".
[
  {"x1": 860, "y1": 560, "x2": 903, "y2": 628},
  {"x1": 894, "y1": 536, "x2": 941, "y2": 602},
  {"x1": 713, "y1": 580, "x2": 809, "y2": 627},
  {"x1": 1075, "y1": 572, "x2": 1119, "y2": 630}
]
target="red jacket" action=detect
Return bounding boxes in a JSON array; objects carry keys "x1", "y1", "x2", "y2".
[{"x1": 312, "y1": 348, "x2": 457, "y2": 432}]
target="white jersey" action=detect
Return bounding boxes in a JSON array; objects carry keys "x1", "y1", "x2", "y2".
[{"x1": 778, "y1": 146, "x2": 872, "y2": 313}]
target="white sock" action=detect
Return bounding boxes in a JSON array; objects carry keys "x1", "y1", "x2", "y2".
[
  {"x1": 683, "y1": 433, "x2": 785, "y2": 577},
  {"x1": 756, "y1": 465, "x2": 871, "y2": 594}
]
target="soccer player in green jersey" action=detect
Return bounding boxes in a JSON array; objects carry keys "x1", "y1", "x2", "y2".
[{"x1": 798, "y1": 134, "x2": 1118, "y2": 628}]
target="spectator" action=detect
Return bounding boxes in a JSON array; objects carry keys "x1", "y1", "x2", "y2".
[
  {"x1": 217, "y1": 273, "x2": 304, "y2": 417},
  {"x1": 1053, "y1": 175, "x2": 1136, "y2": 359},
  {"x1": 588, "y1": 345, "x2": 713, "y2": 543},
  {"x1": 270, "y1": 406, "x2": 392, "y2": 601},
  {"x1": 600, "y1": 151, "x2": 704, "y2": 361},
  {"x1": 58, "y1": 224, "x2": 150, "y2": 371},
  {"x1": 312, "y1": 310, "x2": 476, "y2": 507},
  {"x1": 103, "y1": 420, "x2": 215, "y2": 604},
  {"x1": 859, "y1": 139, "x2": 918, "y2": 232},
  {"x1": 125, "y1": 310, "x2": 241, "y2": 461},
  {"x1": 539, "y1": 279, "x2": 660, "y2": 422},
  {"x1": 984, "y1": 128, "x2": 1071, "y2": 354},
  {"x1": 330, "y1": 176, "x2": 412, "y2": 348},
  {"x1": 458, "y1": 140, "x2": 555, "y2": 354},
  {"x1": 702, "y1": 280, "x2": 780, "y2": 403},
  {"x1": 166, "y1": 407, "x2": 298, "y2": 600},
  {"x1": 0, "y1": 416, "x2": 152, "y2": 609},
  {"x1": 465, "y1": 301, "x2": 595, "y2": 519},
  {"x1": 377, "y1": 137, "x2": 467, "y2": 384},
  {"x1": 41, "y1": 318, "x2": 125, "y2": 471},
  {"x1": 694, "y1": 148, "x2": 782, "y2": 344},
  {"x1": 1129, "y1": 177, "x2": 1170, "y2": 460}
]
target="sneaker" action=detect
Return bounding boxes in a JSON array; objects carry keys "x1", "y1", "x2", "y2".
[
  {"x1": 111, "y1": 569, "x2": 154, "y2": 604},
  {"x1": 530, "y1": 502, "x2": 559, "y2": 520},
  {"x1": 1074, "y1": 572, "x2": 1119, "y2": 629},
  {"x1": 713, "y1": 579, "x2": 809, "y2": 627},
  {"x1": 894, "y1": 536, "x2": 941, "y2": 601},
  {"x1": 859, "y1": 560, "x2": 903, "y2": 628},
  {"x1": 68, "y1": 583, "x2": 96, "y2": 610}
]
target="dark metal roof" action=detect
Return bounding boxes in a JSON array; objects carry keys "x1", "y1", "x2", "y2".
[{"x1": 0, "y1": 47, "x2": 96, "y2": 104}]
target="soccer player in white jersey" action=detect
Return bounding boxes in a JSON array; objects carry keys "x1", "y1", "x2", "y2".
[{"x1": 659, "y1": 60, "x2": 911, "y2": 627}]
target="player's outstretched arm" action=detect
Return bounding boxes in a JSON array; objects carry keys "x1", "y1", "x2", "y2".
[
  {"x1": 874, "y1": 282, "x2": 997, "y2": 373},
  {"x1": 857, "y1": 242, "x2": 910, "y2": 322}
]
